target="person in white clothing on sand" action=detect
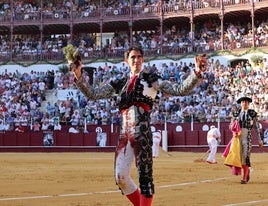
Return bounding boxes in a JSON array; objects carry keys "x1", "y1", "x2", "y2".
[
  {"x1": 206, "y1": 125, "x2": 221, "y2": 164},
  {"x1": 152, "y1": 130, "x2": 162, "y2": 158}
]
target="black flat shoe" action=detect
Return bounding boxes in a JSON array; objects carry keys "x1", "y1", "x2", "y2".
[{"x1": 240, "y1": 180, "x2": 247, "y2": 184}]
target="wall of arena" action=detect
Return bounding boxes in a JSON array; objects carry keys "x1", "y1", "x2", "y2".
[{"x1": 1, "y1": 121, "x2": 268, "y2": 153}]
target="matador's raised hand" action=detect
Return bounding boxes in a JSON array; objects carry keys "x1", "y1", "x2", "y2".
[
  {"x1": 63, "y1": 44, "x2": 82, "y2": 80},
  {"x1": 72, "y1": 60, "x2": 82, "y2": 80},
  {"x1": 195, "y1": 54, "x2": 207, "y2": 76}
]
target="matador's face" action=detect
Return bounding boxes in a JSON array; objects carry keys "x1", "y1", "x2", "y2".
[
  {"x1": 125, "y1": 50, "x2": 144, "y2": 75},
  {"x1": 241, "y1": 100, "x2": 250, "y2": 110}
]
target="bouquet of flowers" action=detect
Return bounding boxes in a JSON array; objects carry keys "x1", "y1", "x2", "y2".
[{"x1": 63, "y1": 44, "x2": 81, "y2": 71}]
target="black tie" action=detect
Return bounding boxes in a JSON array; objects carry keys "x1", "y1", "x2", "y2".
[{"x1": 242, "y1": 111, "x2": 246, "y2": 122}]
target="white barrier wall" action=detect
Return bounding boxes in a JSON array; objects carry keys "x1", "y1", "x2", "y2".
[{"x1": 1, "y1": 53, "x2": 267, "y2": 74}]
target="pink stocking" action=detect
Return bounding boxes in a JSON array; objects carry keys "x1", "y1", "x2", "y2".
[
  {"x1": 140, "y1": 194, "x2": 153, "y2": 206},
  {"x1": 126, "y1": 189, "x2": 140, "y2": 206},
  {"x1": 242, "y1": 165, "x2": 249, "y2": 182}
]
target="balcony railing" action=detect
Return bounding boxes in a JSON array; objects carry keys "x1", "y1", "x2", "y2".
[
  {"x1": 1, "y1": 40, "x2": 266, "y2": 65},
  {"x1": 0, "y1": 0, "x2": 267, "y2": 24},
  {"x1": 0, "y1": 0, "x2": 267, "y2": 64}
]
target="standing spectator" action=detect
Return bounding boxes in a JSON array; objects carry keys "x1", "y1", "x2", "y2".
[
  {"x1": 46, "y1": 102, "x2": 55, "y2": 116},
  {"x1": 38, "y1": 79, "x2": 46, "y2": 95},
  {"x1": 152, "y1": 129, "x2": 162, "y2": 158},
  {"x1": 206, "y1": 125, "x2": 221, "y2": 164},
  {"x1": 54, "y1": 102, "x2": 59, "y2": 115},
  {"x1": 58, "y1": 101, "x2": 66, "y2": 118},
  {"x1": 34, "y1": 109, "x2": 43, "y2": 123},
  {"x1": 69, "y1": 46, "x2": 207, "y2": 206},
  {"x1": 29, "y1": 98, "x2": 38, "y2": 117},
  {"x1": 64, "y1": 97, "x2": 72, "y2": 113}
]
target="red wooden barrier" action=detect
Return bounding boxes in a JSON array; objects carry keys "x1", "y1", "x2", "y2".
[
  {"x1": 198, "y1": 131, "x2": 208, "y2": 145},
  {"x1": 70, "y1": 133, "x2": 84, "y2": 146},
  {"x1": 0, "y1": 122, "x2": 267, "y2": 148},
  {"x1": 83, "y1": 132, "x2": 97, "y2": 146},
  {"x1": 109, "y1": 132, "x2": 118, "y2": 146},
  {"x1": 0, "y1": 132, "x2": 4, "y2": 145},
  {"x1": 169, "y1": 130, "x2": 186, "y2": 145},
  {"x1": 30, "y1": 132, "x2": 44, "y2": 146},
  {"x1": 185, "y1": 130, "x2": 199, "y2": 145},
  {"x1": 16, "y1": 132, "x2": 30, "y2": 146},
  {"x1": 3, "y1": 132, "x2": 17, "y2": 146},
  {"x1": 223, "y1": 130, "x2": 232, "y2": 145},
  {"x1": 55, "y1": 132, "x2": 70, "y2": 146}
]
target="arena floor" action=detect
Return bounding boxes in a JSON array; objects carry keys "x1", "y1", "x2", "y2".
[{"x1": 0, "y1": 151, "x2": 268, "y2": 206}]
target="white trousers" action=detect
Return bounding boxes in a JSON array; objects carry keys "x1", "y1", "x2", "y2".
[
  {"x1": 152, "y1": 137, "x2": 161, "y2": 157},
  {"x1": 207, "y1": 138, "x2": 218, "y2": 163}
]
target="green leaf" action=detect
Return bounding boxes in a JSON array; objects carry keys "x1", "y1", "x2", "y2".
[{"x1": 62, "y1": 44, "x2": 79, "y2": 63}]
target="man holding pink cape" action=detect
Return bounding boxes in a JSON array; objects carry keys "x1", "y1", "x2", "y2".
[{"x1": 223, "y1": 94, "x2": 263, "y2": 184}]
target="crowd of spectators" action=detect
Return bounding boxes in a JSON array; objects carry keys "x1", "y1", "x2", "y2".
[
  {"x1": 0, "y1": 0, "x2": 267, "y2": 132},
  {"x1": 0, "y1": 69, "x2": 54, "y2": 132},
  {"x1": 0, "y1": 55, "x2": 268, "y2": 133},
  {"x1": 0, "y1": 0, "x2": 268, "y2": 62}
]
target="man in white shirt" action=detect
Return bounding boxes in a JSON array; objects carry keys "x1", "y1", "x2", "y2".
[
  {"x1": 41, "y1": 121, "x2": 49, "y2": 131},
  {"x1": 54, "y1": 121, "x2": 62, "y2": 131},
  {"x1": 206, "y1": 125, "x2": 221, "y2": 164}
]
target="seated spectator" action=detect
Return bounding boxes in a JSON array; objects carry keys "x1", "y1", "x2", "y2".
[
  {"x1": 206, "y1": 110, "x2": 213, "y2": 122},
  {"x1": 102, "y1": 115, "x2": 108, "y2": 125},
  {"x1": 19, "y1": 115, "x2": 29, "y2": 127},
  {"x1": 59, "y1": 102, "x2": 66, "y2": 118},
  {"x1": 32, "y1": 120, "x2": 41, "y2": 131},
  {"x1": 54, "y1": 121, "x2": 62, "y2": 131},
  {"x1": 60, "y1": 115, "x2": 68, "y2": 125},
  {"x1": 14, "y1": 115, "x2": 21, "y2": 128},
  {"x1": 41, "y1": 121, "x2": 50, "y2": 131}
]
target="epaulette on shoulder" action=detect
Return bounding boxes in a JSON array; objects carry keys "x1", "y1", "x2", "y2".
[
  {"x1": 248, "y1": 109, "x2": 257, "y2": 117},
  {"x1": 110, "y1": 77, "x2": 127, "y2": 94},
  {"x1": 141, "y1": 71, "x2": 160, "y2": 87},
  {"x1": 233, "y1": 109, "x2": 241, "y2": 118}
]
